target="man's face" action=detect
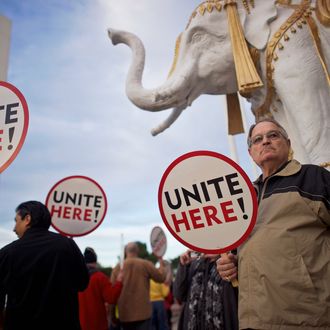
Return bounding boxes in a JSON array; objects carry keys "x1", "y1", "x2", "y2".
[
  {"x1": 248, "y1": 122, "x2": 290, "y2": 169},
  {"x1": 14, "y1": 212, "x2": 31, "y2": 238}
]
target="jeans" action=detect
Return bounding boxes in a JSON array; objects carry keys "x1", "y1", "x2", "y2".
[{"x1": 151, "y1": 301, "x2": 169, "y2": 330}]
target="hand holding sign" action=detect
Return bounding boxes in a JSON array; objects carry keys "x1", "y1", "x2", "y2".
[
  {"x1": 46, "y1": 175, "x2": 108, "y2": 237},
  {"x1": 158, "y1": 151, "x2": 257, "y2": 254},
  {"x1": 216, "y1": 252, "x2": 238, "y2": 285}
]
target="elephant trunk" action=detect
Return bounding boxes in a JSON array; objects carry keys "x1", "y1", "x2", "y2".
[{"x1": 108, "y1": 28, "x2": 189, "y2": 111}]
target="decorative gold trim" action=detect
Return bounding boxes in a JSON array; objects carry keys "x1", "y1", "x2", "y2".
[
  {"x1": 276, "y1": 0, "x2": 307, "y2": 9},
  {"x1": 242, "y1": 0, "x2": 255, "y2": 14},
  {"x1": 276, "y1": 0, "x2": 292, "y2": 5},
  {"x1": 249, "y1": 46, "x2": 260, "y2": 67},
  {"x1": 225, "y1": 0, "x2": 263, "y2": 93},
  {"x1": 240, "y1": 46, "x2": 260, "y2": 98},
  {"x1": 207, "y1": 3, "x2": 214, "y2": 12},
  {"x1": 319, "y1": 161, "x2": 330, "y2": 167},
  {"x1": 254, "y1": 4, "x2": 309, "y2": 119},
  {"x1": 199, "y1": 5, "x2": 207, "y2": 15},
  {"x1": 171, "y1": 1, "x2": 224, "y2": 75},
  {"x1": 242, "y1": 0, "x2": 254, "y2": 14},
  {"x1": 215, "y1": 2, "x2": 223, "y2": 11},
  {"x1": 242, "y1": 0, "x2": 251, "y2": 14},
  {"x1": 167, "y1": 33, "x2": 182, "y2": 77},
  {"x1": 316, "y1": 0, "x2": 330, "y2": 26},
  {"x1": 185, "y1": 1, "x2": 223, "y2": 29}
]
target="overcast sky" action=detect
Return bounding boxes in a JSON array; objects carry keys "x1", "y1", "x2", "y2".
[{"x1": 0, "y1": 0, "x2": 258, "y2": 267}]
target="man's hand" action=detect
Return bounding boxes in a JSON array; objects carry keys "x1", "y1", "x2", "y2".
[
  {"x1": 216, "y1": 253, "x2": 238, "y2": 282},
  {"x1": 179, "y1": 250, "x2": 198, "y2": 265}
]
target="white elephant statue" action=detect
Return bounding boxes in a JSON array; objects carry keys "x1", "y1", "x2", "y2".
[{"x1": 108, "y1": 0, "x2": 330, "y2": 166}]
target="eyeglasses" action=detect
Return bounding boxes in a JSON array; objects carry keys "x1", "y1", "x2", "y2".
[{"x1": 249, "y1": 130, "x2": 286, "y2": 147}]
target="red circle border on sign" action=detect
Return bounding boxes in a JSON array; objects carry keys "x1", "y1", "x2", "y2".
[
  {"x1": 45, "y1": 175, "x2": 108, "y2": 237},
  {"x1": 150, "y1": 225, "x2": 167, "y2": 257},
  {"x1": 0, "y1": 81, "x2": 29, "y2": 173},
  {"x1": 158, "y1": 150, "x2": 258, "y2": 254}
]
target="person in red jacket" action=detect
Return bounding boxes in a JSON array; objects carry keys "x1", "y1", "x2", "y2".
[{"x1": 79, "y1": 247, "x2": 123, "y2": 330}]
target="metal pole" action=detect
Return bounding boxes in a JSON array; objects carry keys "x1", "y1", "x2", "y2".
[
  {"x1": 238, "y1": 95, "x2": 260, "y2": 178},
  {"x1": 0, "y1": 15, "x2": 12, "y2": 81}
]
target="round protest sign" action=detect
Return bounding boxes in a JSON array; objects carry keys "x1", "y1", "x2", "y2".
[
  {"x1": 158, "y1": 151, "x2": 258, "y2": 254},
  {"x1": 150, "y1": 226, "x2": 167, "y2": 257},
  {"x1": 0, "y1": 81, "x2": 29, "y2": 173},
  {"x1": 45, "y1": 175, "x2": 108, "y2": 237}
]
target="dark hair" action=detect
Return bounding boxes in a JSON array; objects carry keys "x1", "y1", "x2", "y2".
[
  {"x1": 15, "y1": 201, "x2": 51, "y2": 230},
  {"x1": 247, "y1": 118, "x2": 289, "y2": 148},
  {"x1": 84, "y1": 247, "x2": 97, "y2": 263}
]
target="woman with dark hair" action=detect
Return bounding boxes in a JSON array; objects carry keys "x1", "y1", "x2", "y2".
[{"x1": 174, "y1": 250, "x2": 238, "y2": 330}]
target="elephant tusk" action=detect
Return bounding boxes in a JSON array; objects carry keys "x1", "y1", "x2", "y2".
[{"x1": 151, "y1": 106, "x2": 185, "y2": 136}]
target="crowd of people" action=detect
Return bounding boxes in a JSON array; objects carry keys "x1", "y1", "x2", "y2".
[{"x1": 0, "y1": 119, "x2": 329, "y2": 329}]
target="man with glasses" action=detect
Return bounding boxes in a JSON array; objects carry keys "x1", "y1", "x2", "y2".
[
  {"x1": 217, "y1": 118, "x2": 330, "y2": 329},
  {"x1": 0, "y1": 201, "x2": 89, "y2": 330}
]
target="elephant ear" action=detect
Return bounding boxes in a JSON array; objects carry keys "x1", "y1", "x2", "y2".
[{"x1": 242, "y1": 0, "x2": 278, "y2": 50}]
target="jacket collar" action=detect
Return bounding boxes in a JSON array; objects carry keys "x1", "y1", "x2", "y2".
[{"x1": 254, "y1": 159, "x2": 302, "y2": 184}]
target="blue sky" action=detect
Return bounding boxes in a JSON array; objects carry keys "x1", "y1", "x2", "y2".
[{"x1": 0, "y1": 0, "x2": 258, "y2": 266}]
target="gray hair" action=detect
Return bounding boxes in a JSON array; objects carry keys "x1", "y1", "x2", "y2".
[{"x1": 247, "y1": 118, "x2": 289, "y2": 148}]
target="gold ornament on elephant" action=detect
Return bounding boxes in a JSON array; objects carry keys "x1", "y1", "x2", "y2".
[
  {"x1": 316, "y1": 0, "x2": 330, "y2": 26},
  {"x1": 224, "y1": 0, "x2": 263, "y2": 93},
  {"x1": 242, "y1": 0, "x2": 255, "y2": 14},
  {"x1": 167, "y1": 33, "x2": 182, "y2": 78},
  {"x1": 254, "y1": 1, "x2": 330, "y2": 119},
  {"x1": 171, "y1": 0, "x2": 263, "y2": 96},
  {"x1": 320, "y1": 161, "x2": 330, "y2": 168},
  {"x1": 223, "y1": 0, "x2": 263, "y2": 134}
]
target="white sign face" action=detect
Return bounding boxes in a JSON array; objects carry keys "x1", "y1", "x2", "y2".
[
  {"x1": 158, "y1": 151, "x2": 258, "y2": 254},
  {"x1": 0, "y1": 81, "x2": 29, "y2": 173},
  {"x1": 150, "y1": 226, "x2": 167, "y2": 257},
  {"x1": 46, "y1": 176, "x2": 108, "y2": 237}
]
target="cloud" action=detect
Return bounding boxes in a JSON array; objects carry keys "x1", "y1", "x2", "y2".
[
  {"x1": 0, "y1": 227, "x2": 16, "y2": 247},
  {"x1": 0, "y1": 0, "x2": 258, "y2": 266}
]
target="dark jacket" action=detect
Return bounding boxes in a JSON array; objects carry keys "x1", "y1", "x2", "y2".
[
  {"x1": 0, "y1": 227, "x2": 89, "y2": 330},
  {"x1": 174, "y1": 257, "x2": 238, "y2": 330}
]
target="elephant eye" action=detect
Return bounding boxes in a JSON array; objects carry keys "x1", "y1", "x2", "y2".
[{"x1": 191, "y1": 32, "x2": 203, "y2": 43}]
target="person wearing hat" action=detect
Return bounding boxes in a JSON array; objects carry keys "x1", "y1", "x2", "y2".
[{"x1": 79, "y1": 247, "x2": 123, "y2": 330}]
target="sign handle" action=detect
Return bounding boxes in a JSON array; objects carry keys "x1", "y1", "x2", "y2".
[
  {"x1": 120, "y1": 233, "x2": 124, "y2": 269},
  {"x1": 231, "y1": 278, "x2": 239, "y2": 287}
]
